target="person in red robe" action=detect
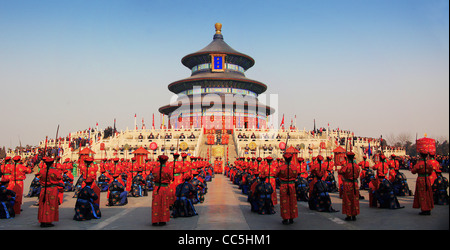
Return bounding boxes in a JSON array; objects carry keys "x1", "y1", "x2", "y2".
[
  {"x1": 168, "y1": 153, "x2": 182, "y2": 207},
  {"x1": 309, "y1": 155, "x2": 327, "y2": 198},
  {"x1": 5, "y1": 156, "x2": 31, "y2": 215},
  {"x1": 79, "y1": 158, "x2": 100, "y2": 205},
  {"x1": 152, "y1": 155, "x2": 173, "y2": 226},
  {"x1": 387, "y1": 155, "x2": 399, "y2": 183},
  {"x1": 427, "y1": 152, "x2": 441, "y2": 186},
  {"x1": 276, "y1": 153, "x2": 298, "y2": 225},
  {"x1": 338, "y1": 152, "x2": 361, "y2": 221},
  {"x1": 370, "y1": 154, "x2": 389, "y2": 207},
  {"x1": 38, "y1": 157, "x2": 63, "y2": 227},
  {"x1": 411, "y1": 152, "x2": 435, "y2": 215},
  {"x1": 262, "y1": 156, "x2": 278, "y2": 205},
  {"x1": 358, "y1": 156, "x2": 371, "y2": 190}
]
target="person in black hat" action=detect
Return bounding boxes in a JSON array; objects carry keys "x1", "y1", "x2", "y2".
[
  {"x1": 275, "y1": 153, "x2": 299, "y2": 225},
  {"x1": 38, "y1": 157, "x2": 63, "y2": 227},
  {"x1": 73, "y1": 177, "x2": 101, "y2": 221},
  {"x1": 107, "y1": 173, "x2": 128, "y2": 206},
  {"x1": 308, "y1": 155, "x2": 339, "y2": 213},
  {"x1": 171, "y1": 173, "x2": 198, "y2": 218},
  {"x1": 152, "y1": 155, "x2": 173, "y2": 226},
  {"x1": 338, "y1": 152, "x2": 360, "y2": 221}
]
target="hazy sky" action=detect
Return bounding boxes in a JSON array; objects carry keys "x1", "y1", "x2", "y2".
[{"x1": 0, "y1": 0, "x2": 448, "y2": 148}]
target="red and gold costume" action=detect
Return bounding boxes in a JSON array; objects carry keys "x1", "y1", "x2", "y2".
[
  {"x1": 151, "y1": 155, "x2": 173, "y2": 225},
  {"x1": 358, "y1": 157, "x2": 370, "y2": 183},
  {"x1": 4, "y1": 156, "x2": 31, "y2": 214},
  {"x1": 369, "y1": 155, "x2": 389, "y2": 207},
  {"x1": 411, "y1": 156, "x2": 434, "y2": 214},
  {"x1": 275, "y1": 154, "x2": 298, "y2": 223},
  {"x1": 262, "y1": 158, "x2": 278, "y2": 205},
  {"x1": 309, "y1": 156, "x2": 327, "y2": 198},
  {"x1": 387, "y1": 155, "x2": 399, "y2": 183},
  {"x1": 338, "y1": 153, "x2": 361, "y2": 219},
  {"x1": 38, "y1": 157, "x2": 63, "y2": 226}
]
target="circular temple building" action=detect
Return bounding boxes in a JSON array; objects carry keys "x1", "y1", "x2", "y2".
[{"x1": 159, "y1": 23, "x2": 275, "y2": 131}]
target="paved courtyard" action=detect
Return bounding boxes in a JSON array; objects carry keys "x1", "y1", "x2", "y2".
[{"x1": 1, "y1": 170, "x2": 448, "y2": 231}]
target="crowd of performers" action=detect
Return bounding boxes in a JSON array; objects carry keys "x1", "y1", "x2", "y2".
[
  {"x1": 0, "y1": 153, "x2": 216, "y2": 227},
  {"x1": 225, "y1": 149, "x2": 448, "y2": 224},
  {"x1": 0, "y1": 146, "x2": 448, "y2": 227}
]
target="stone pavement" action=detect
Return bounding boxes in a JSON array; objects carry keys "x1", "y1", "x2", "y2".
[{"x1": 1, "y1": 170, "x2": 448, "y2": 230}]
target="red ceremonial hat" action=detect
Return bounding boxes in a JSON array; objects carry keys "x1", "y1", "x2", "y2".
[
  {"x1": 84, "y1": 157, "x2": 94, "y2": 164},
  {"x1": 298, "y1": 157, "x2": 304, "y2": 162},
  {"x1": 113, "y1": 158, "x2": 119, "y2": 162},
  {"x1": 363, "y1": 156, "x2": 367, "y2": 159},
  {"x1": 256, "y1": 157, "x2": 262, "y2": 163},
  {"x1": 181, "y1": 153, "x2": 187, "y2": 159},
  {"x1": 158, "y1": 155, "x2": 169, "y2": 164},
  {"x1": 5, "y1": 156, "x2": 11, "y2": 161},
  {"x1": 416, "y1": 137, "x2": 436, "y2": 155},
  {"x1": 183, "y1": 173, "x2": 191, "y2": 181},
  {"x1": 283, "y1": 153, "x2": 293, "y2": 163},
  {"x1": 85, "y1": 177, "x2": 95, "y2": 183},
  {"x1": 13, "y1": 156, "x2": 21, "y2": 162},
  {"x1": 317, "y1": 155, "x2": 324, "y2": 161},
  {"x1": 44, "y1": 157, "x2": 54, "y2": 164}
]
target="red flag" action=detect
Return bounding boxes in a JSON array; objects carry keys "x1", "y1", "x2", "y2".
[
  {"x1": 152, "y1": 113, "x2": 155, "y2": 129},
  {"x1": 280, "y1": 114, "x2": 285, "y2": 128}
]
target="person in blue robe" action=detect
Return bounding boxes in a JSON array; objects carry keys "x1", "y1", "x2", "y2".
[
  {"x1": 360, "y1": 168, "x2": 374, "y2": 190},
  {"x1": 107, "y1": 174, "x2": 128, "y2": 206},
  {"x1": 73, "y1": 178, "x2": 101, "y2": 221},
  {"x1": 25, "y1": 173, "x2": 41, "y2": 198},
  {"x1": 97, "y1": 171, "x2": 110, "y2": 192},
  {"x1": 130, "y1": 169, "x2": 147, "y2": 197},
  {"x1": 308, "y1": 178, "x2": 339, "y2": 212},
  {"x1": 0, "y1": 177, "x2": 16, "y2": 219},
  {"x1": 189, "y1": 171, "x2": 206, "y2": 204},
  {"x1": 72, "y1": 174, "x2": 85, "y2": 198},
  {"x1": 146, "y1": 173, "x2": 154, "y2": 191},
  {"x1": 324, "y1": 170, "x2": 338, "y2": 193},
  {"x1": 374, "y1": 177, "x2": 404, "y2": 209},
  {"x1": 432, "y1": 170, "x2": 449, "y2": 205},
  {"x1": 253, "y1": 175, "x2": 275, "y2": 215},
  {"x1": 392, "y1": 170, "x2": 412, "y2": 196},
  {"x1": 62, "y1": 170, "x2": 74, "y2": 192},
  {"x1": 172, "y1": 174, "x2": 198, "y2": 218},
  {"x1": 295, "y1": 175, "x2": 309, "y2": 202}
]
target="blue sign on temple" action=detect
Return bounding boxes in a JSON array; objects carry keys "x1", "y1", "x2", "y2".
[{"x1": 214, "y1": 56, "x2": 222, "y2": 69}]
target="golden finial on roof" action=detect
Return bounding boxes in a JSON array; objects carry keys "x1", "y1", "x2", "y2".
[
  {"x1": 215, "y1": 23, "x2": 222, "y2": 34},
  {"x1": 424, "y1": 133, "x2": 427, "y2": 137}
]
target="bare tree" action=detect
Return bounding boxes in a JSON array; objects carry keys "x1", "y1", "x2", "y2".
[{"x1": 396, "y1": 132, "x2": 412, "y2": 146}]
